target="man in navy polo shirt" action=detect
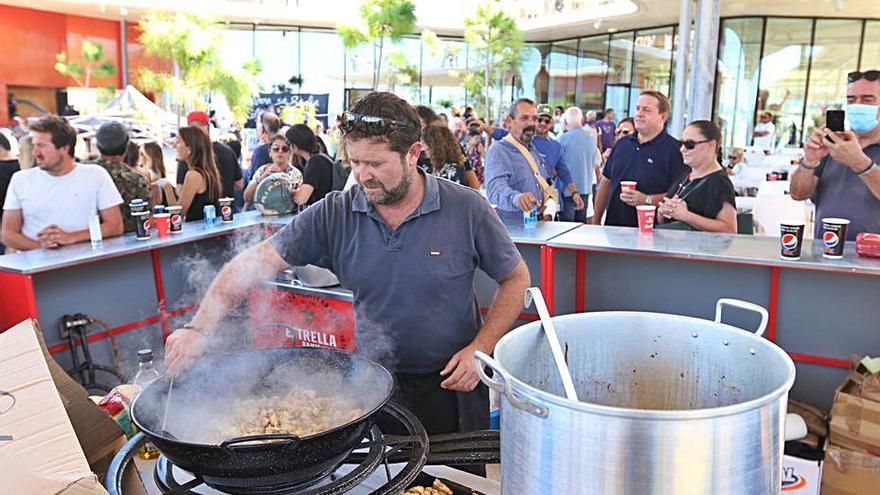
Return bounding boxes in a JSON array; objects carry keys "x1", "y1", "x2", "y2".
[
  {"x1": 164, "y1": 92, "x2": 531, "y2": 442},
  {"x1": 592, "y1": 90, "x2": 687, "y2": 227}
]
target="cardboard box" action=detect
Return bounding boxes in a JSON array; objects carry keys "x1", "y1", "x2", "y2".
[
  {"x1": 0, "y1": 319, "x2": 137, "y2": 495},
  {"x1": 829, "y1": 367, "x2": 880, "y2": 455},
  {"x1": 822, "y1": 444, "x2": 880, "y2": 495}
]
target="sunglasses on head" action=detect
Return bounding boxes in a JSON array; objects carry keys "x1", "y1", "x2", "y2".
[
  {"x1": 848, "y1": 70, "x2": 880, "y2": 83},
  {"x1": 271, "y1": 145, "x2": 290, "y2": 153},
  {"x1": 537, "y1": 116, "x2": 553, "y2": 124},
  {"x1": 678, "y1": 138, "x2": 712, "y2": 150},
  {"x1": 340, "y1": 112, "x2": 413, "y2": 135}
]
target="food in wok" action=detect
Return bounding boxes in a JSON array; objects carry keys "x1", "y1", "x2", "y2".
[{"x1": 219, "y1": 387, "x2": 364, "y2": 439}]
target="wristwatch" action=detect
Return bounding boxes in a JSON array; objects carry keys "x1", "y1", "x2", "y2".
[
  {"x1": 645, "y1": 195, "x2": 653, "y2": 206},
  {"x1": 183, "y1": 323, "x2": 209, "y2": 336}
]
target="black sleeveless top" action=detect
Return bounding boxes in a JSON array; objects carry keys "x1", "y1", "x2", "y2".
[{"x1": 186, "y1": 189, "x2": 214, "y2": 222}]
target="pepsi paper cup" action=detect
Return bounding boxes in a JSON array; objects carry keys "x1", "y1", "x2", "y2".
[
  {"x1": 133, "y1": 211, "x2": 151, "y2": 240},
  {"x1": 779, "y1": 221, "x2": 805, "y2": 260},
  {"x1": 821, "y1": 218, "x2": 849, "y2": 259},
  {"x1": 166, "y1": 206, "x2": 183, "y2": 233},
  {"x1": 219, "y1": 197, "x2": 234, "y2": 223}
]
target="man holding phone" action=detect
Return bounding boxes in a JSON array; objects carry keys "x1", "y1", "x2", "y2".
[{"x1": 791, "y1": 69, "x2": 880, "y2": 240}]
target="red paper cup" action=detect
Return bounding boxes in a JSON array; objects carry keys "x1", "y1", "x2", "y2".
[
  {"x1": 636, "y1": 205, "x2": 656, "y2": 233},
  {"x1": 621, "y1": 181, "x2": 638, "y2": 192},
  {"x1": 154, "y1": 213, "x2": 171, "y2": 239}
]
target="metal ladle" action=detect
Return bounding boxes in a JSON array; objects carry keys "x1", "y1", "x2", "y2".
[{"x1": 524, "y1": 287, "x2": 579, "y2": 402}]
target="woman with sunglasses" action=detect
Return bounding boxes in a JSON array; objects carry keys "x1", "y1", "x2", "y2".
[
  {"x1": 243, "y1": 134, "x2": 303, "y2": 203},
  {"x1": 657, "y1": 120, "x2": 737, "y2": 233},
  {"x1": 286, "y1": 124, "x2": 337, "y2": 206}
]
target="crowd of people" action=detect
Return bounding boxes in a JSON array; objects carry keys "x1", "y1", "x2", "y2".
[{"x1": 1, "y1": 67, "x2": 879, "y2": 252}]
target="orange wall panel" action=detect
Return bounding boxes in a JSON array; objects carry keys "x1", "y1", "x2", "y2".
[
  {"x1": 0, "y1": 6, "x2": 68, "y2": 88},
  {"x1": 65, "y1": 15, "x2": 122, "y2": 89}
]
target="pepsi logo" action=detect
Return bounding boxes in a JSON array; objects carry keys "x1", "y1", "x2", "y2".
[
  {"x1": 221, "y1": 206, "x2": 232, "y2": 216},
  {"x1": 781, "y1": 233, "x2": 799, "y2": 250},
  {"x1": 781, "y1": 474, "x2": 807, "y2": 491},
  {"x1": 143, "y1": 219, "x2": 151, "y2": 230},
  {"x1": 823, "y1": 231, "x2": 839, "y2": 248},
  {"x1": 171, "y1": 214, "x2": 182, "y2": 226}
]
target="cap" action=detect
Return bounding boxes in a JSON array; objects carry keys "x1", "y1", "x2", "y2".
[
  {"x1": 187, "y1": 111, "x2": 210, "y2": 126},
  {"x1": 137, "y1": 349, "x2": 154, "y2": 363},
  {"x1": 95, "y1": 121, "x2": 129, "y2": 153},
  {"x1": 537, "y1": 104, "x2": 554, "y2": 117}
]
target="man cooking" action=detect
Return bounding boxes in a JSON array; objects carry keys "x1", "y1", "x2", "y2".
[{"x1": 165, "y1": 92, "x2": 530, "y2": 442}]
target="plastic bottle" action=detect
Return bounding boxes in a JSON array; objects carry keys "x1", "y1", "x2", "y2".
[
  {"x1": 88, "y1": 214, "x2": 102, "y2": 249},
  {"x1": 523, "y1": 203, "x2": 538, "y2": 229},
  {"x1": 132, "y1": 349, "x2": 161, "y2": 460}
]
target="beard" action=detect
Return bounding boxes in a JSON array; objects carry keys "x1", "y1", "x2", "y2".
[
  {"x1": 359, "y1": 161, "x2": 412, "y2": 206},
  {"x1": 519, "y1": 126, "x2": 536, "y2": 144}
]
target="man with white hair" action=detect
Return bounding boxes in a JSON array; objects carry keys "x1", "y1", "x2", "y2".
[{"x1": 558, "y1": 107, "x2": 597, "y2": 222}]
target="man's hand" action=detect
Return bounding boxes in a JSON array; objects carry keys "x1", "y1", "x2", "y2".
[
  {"x1": 516, "y1": 192, "x2": 539, "y2": 212},
  {"x1": 620, "y1": 188, "x2": 647, "y2": 207},
  {"x1": 572, "y1": 192, "x2": 585, "y2": 211},
  {"x1": 803, "y1": 129, "x2": 831, "y2": 165},
  {"x1": 164, "y1": 328, "x2": 209, "y2": 377},
  {"x1": 826, "y1": 130, "x2": 873, "y2": 172},
  {"x1": 439, "y1": 343, "x2": 484, "y2": 392},
  {"x1": 36, "y1": 225, "x2": 78, "y2": 248}
]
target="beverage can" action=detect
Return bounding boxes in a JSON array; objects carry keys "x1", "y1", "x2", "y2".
[
  {"x1": 204, "y1": 205, "x2": 217, "y2": 225},
  {"x1": 154, "y1": 205, "x2": 165, "y2": 215}
]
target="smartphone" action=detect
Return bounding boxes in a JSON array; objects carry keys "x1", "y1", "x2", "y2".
[{"x1": 826, "y1": 110, "x2": 845, "y2": 141}]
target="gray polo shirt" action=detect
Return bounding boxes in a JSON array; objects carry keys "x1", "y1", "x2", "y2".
[
  {"x1": 813, "y1": 143, "x2": 880, "y2": 240},
  {"x1": 268, "y1": 169, "x2": 522, "y2": 373}
]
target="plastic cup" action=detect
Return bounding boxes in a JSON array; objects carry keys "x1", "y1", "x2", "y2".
[
  {"x1": 133, "y1": 211, "x2": 150, "y2": 240},
  {"x1": 779, "y1": 221, "x2": 805, "y2": 260},
  {"x1": 821, "y1": 218, "x2": 850, "y2": 259},
  {"x1": 154, "y1": 213, "x2": 171, "y2": 239},
  {"x1": 620, "y1": 181, "x2": 638, "y2": 192},
  {"x1": 636, "y1": 205, "x2": 656, "y2": 233}
]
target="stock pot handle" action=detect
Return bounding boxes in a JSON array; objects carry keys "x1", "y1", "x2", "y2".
[
  {"x1": 221, "y1": 433, "x2": 301, "y2": 452},
  {"x1": 475, "y1": 351, "x2": 549, "y2": 419},
  {"x1": 715, "y1": 298, "x2": 769, "y2": 337}
]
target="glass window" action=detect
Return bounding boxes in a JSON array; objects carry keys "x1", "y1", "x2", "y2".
[
  {"x1": 577, "y1": 35, "x2": 609, "y2": 112},
  {"x1": 518, "y1": 44, "x2": 545, "y2": 104},
  {"x1": 861, "y1": 21, "x2": 880, "y2": 70},
  {"x1": 346, "y1": 41, "x2": 375, "y2": 92},
  {"x1": 632, "y1": 27, "x2": 674, "y2": 104},
  {"x1": 300, "y1": 29, "x2": 345, "y2": 116},
  {"x1": 715, "y1": 18, "x2": 764, "y2": 150},
  {"x1": 548, "y1": 40, "x2": 579, "y2": 107},
  {"x1": 804, "y1": 20, "x2": 863, "y2": 138},
  {"x1": 607, "y1": 32, "x2": 634, "y2": 85},
  {"x1": 253, "y1": 28, "x2": 298, "y2": 92},
  {"x1": 757, "y1": 18, "x2": 813, "y2": 148},
  {"x1": 420, "y1": 38, "x2": 467, "y2": 111}
]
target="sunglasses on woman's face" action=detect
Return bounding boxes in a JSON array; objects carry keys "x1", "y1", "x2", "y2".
[
  {"x1": 848, "y1": 70, "x2": 880, "y2": 84},
  {"x1": 678, "y1": 138, "x2": 712, "y2": 150},
  {"x1": 271, "y1": 145, "x2": 290, "y2": 153},
  {"x1": 618, "y1": 129, "x2": 631, "y2": 135}
]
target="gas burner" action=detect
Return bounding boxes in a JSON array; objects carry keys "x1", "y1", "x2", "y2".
[{"x1": 106, "y1": 401, "x2": 430, "y2": 495}]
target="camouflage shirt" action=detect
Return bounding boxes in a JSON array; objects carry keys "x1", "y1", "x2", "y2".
[{"x1": 90, "y1": 158, "x2": 151, "y2": 233}]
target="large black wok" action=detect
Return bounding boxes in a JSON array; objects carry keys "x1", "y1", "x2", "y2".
[{"x1": 131, "y1": 347, "x2": 393, "y2": 489}]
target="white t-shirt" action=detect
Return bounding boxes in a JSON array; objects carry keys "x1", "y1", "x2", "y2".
[
  {"x1": 4, "y1": 164, "x2": 123, "y2": 240},
  {"x1": 753, "y1": 122, "x2": 776, "y2": 151}
]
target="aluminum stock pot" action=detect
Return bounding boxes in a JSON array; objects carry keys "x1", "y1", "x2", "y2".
[{"x1": 475, "y1": 299, "x2": 796, "y2": 495}]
